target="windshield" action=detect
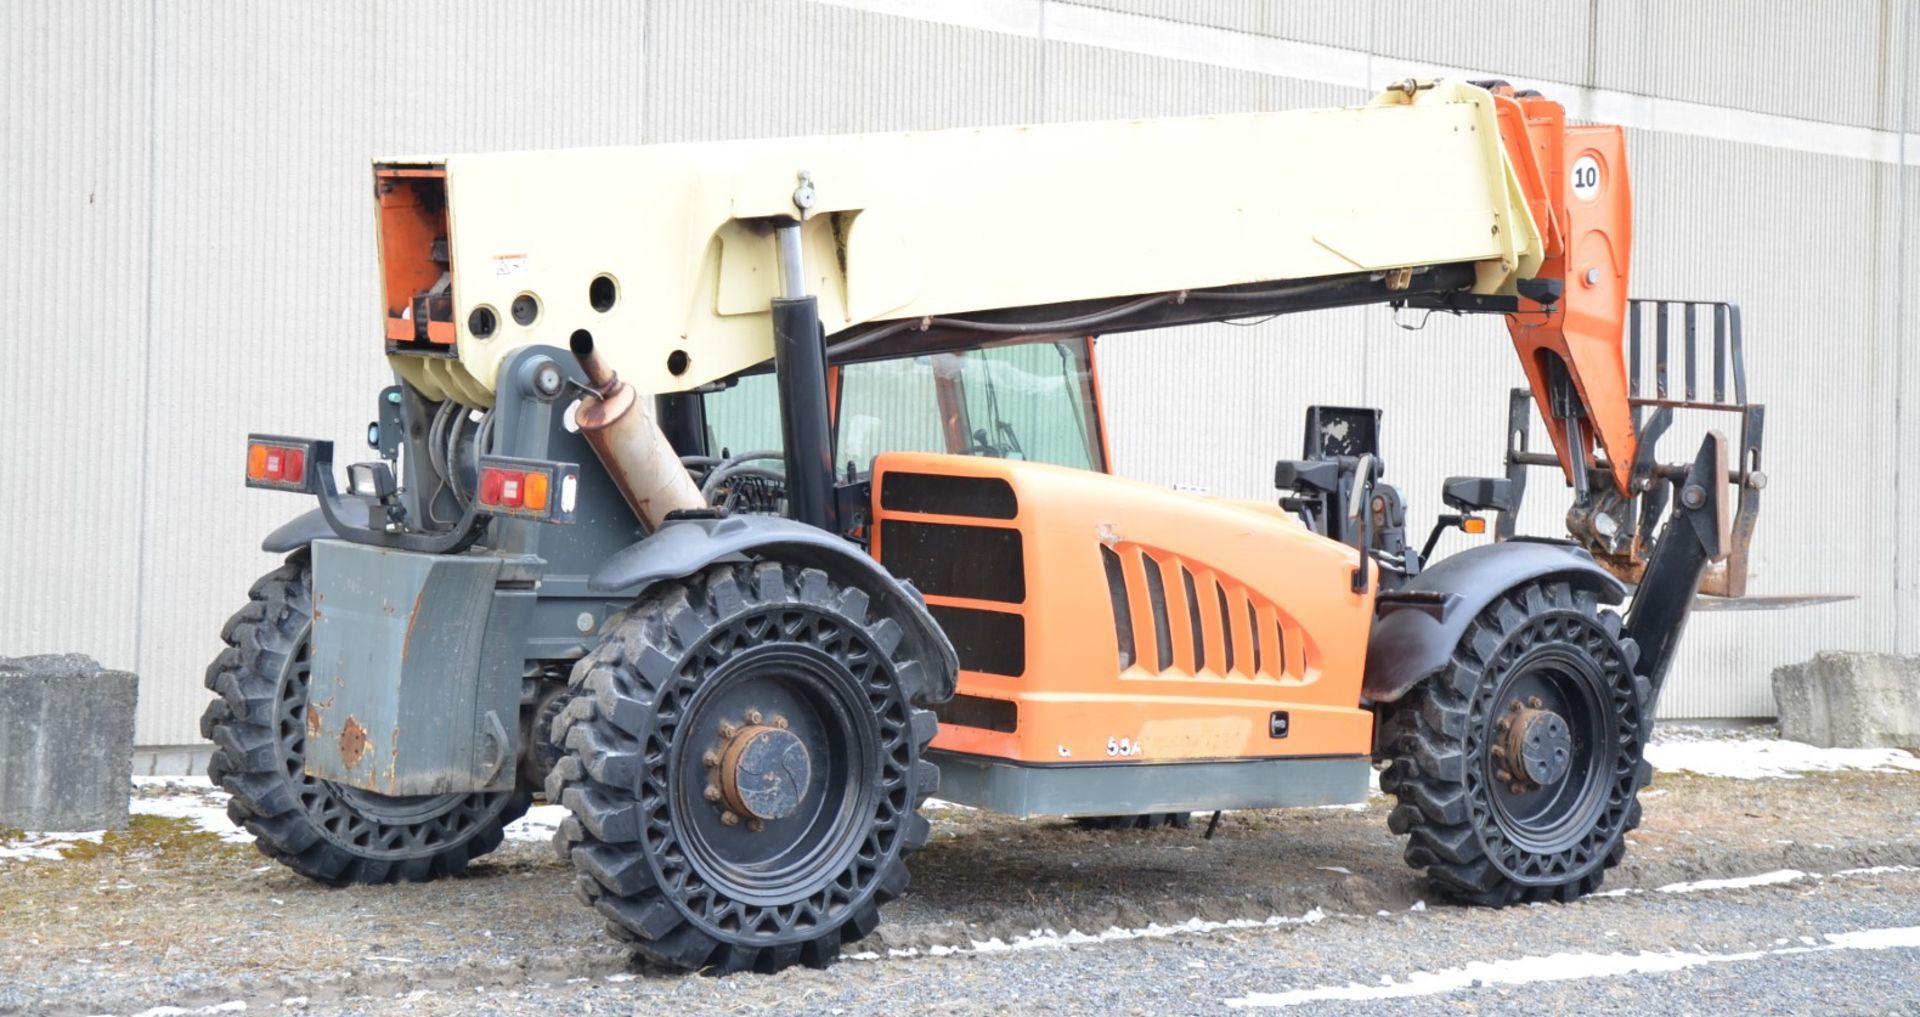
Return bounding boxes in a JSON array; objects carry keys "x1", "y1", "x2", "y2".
[
  {"x1": 835, "y1": 340, "x2": 1104, "y2": 476},
  {"x1": 700, "y1": 338, "x2": 1106, "y2": 478}
]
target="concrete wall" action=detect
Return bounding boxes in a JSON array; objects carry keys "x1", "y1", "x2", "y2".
[{"x1": 4, "y1": 0, "x2": 1917, "y2": 751}]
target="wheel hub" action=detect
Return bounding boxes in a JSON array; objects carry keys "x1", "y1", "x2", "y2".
[
  {"x1": 708, "y1": 714, "x2": 812, "y2": 826},
  {"x1": 1493, "y1": 697, "x2": 1574, "y2": 792}
]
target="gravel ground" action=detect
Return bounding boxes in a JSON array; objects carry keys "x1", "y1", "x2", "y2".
[{"x1": 3, "y1": 735, "x2": 1919, "y2": 1016}]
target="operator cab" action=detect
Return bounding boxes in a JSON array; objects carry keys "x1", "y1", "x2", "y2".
[{"x1": 689, "y1": 337, "x2": 1108, "y2": 506}]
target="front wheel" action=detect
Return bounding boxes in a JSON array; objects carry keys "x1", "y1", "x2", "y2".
[
  {"x1": 1379, "y1": 579, "x2": 1652, "y2": 905},
  {"x1": 548, "y1": 562, "x2": 943, "y2": 974}
]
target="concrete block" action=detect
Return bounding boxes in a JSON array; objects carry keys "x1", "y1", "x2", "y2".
[
  {"x1": 0, "y1": 654, "x2": 138, "y2": 831},
  {"x1": 1772, "y1": 651, "x2": 1920, "y2": 749}
]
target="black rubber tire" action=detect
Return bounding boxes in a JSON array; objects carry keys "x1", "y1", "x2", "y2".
[
  {"x1": 200, "y1": 553, "x2": 530, "y2": 885},
  {"x1": 1073, "y1": 813, "x2": 1193, "y2": 831},
  {"x1": 547, "y1": 562, "x2": 943, "y2": 975},
  {"x1": 1378, "y1": 579, "x2": 1653, "y2": 906}
]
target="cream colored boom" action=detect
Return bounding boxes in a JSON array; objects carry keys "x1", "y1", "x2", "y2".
[{"x1": 386, "y1": 80, "x2": 1542, "y2": 405}]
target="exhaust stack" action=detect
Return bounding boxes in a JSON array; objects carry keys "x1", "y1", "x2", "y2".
[{"x1": 569, "y1": 331, "x2": 706, "y2": 530}]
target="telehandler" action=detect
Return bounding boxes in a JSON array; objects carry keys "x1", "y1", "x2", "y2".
[{"x1": 208, "y1": 78, "x2": 1765, "y2": 973}]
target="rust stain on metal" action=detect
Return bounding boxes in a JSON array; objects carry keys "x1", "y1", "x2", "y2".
[
  {"x1": 389, "y1": 725, "x2": 403, "y2": 794},
  {"x1": 339, "y1": 716, "x2": 370, "y2": 770},
  {"x1": 401, "y1": 593, "x2": 426, "y2": 662},
  {"x1": 307, "y1": 695, "x2": 336, "y2": 741}
]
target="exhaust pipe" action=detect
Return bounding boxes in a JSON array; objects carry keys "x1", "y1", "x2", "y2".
[{"x1": 568, "y1": 331, "x2": 706, "y2": 530}]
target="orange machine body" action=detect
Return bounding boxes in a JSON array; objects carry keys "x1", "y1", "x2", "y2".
[
  {"x1": 1493, "y1": 89, "x2": 1636, "y2": 493},
  {"x1": 868, "y1": 452, "x2": 1378, "y2": 768}
]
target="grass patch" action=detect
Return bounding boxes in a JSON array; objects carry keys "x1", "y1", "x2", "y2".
[{"x1": 58, "y1": 815, "x2": 227, "y2": 861}]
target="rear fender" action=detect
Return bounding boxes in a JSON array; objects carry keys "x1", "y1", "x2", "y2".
[
  {"x1": 1362, "y1": 540, "x2": 1627, "y2": 705},
  {"x1": 589, "y1": 515, "x2": 959, "y2": 701},
  {"x1": 261, "y1": 504, "x2": 367, "y2": 554}
]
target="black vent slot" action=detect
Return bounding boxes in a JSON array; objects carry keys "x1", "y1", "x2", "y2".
[
  {"x1": 879, "y1": 520, "x2": 1025, "y2": 602},
  {"x1": 1101, "y1": 546, "x2": 1135, "y2": 670},
  {"x1": 937, "y1": 694, "x2": 1018, "y2": 733},
  {"x1": 928, "y1": 604, "x2": 1025, "y2": 677},
  {"x1": 1276, "y1": 619, "x2": 1289, "y2": 675},
  {"x1": 1142, "y1": 554, "x2": 1174, "y2": 672},
  {"x1": 1247, "y1": 597, "x2": 1262, "y2": 674},
  {"x1": 1182, "y1": 567, "x2": 1204, "y2": 672},
  {"x1": 880, "y1": 472, "x2": 1018, "y2": 519},
  {"x1": 1216, "y1": 583, "x2": 1236, "y2": 674}
]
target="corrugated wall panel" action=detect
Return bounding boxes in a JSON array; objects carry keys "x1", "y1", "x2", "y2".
[
  {"x1": 1371, "y1": 0, "x2": 1593, "y2": 86},
  {"x1": 1902, "y1": 5, "x2": 1920, "y2": 657},
  {"x1": 1595, "y1": 1, "x2": 1901, "y2": 131},
  {"x1": 138, "y1": 0, "x2": 385, "y2": 747},
  {"x1": 130, "y1": 0, "x2": 654, "y2": 747},
  {"x1": 643, "y1": 0, "x2": 1041, "y2": 142},
  {"x1": 9, "y1": 0, "x2": 1920, "y2": 748},
  {"x1": 1903, "y1": 161, "x2": 1920, "y2": 656},
  {"x1": 1058, "y1": 0, "x2": 1373, "y2": 52},
  {"x1": 0, "y1": 2, "x2": 152, "y2": 677}
]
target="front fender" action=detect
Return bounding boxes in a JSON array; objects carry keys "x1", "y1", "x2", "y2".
[
  {"x1": 1362, "y1": 540, "x2": 1627, "y2": 705},
  {"x1": 590, "y1": 516, "x2": 960, "y2": 702}
]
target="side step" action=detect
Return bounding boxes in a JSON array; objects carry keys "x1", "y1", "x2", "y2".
[{"x1": 929, "y1": 751, "x2": 1370, "y2": 819}]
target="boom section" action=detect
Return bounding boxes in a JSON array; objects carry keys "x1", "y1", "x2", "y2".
[{"x1": 372, "y1": 80, "x2": 1547, "y2": 405}]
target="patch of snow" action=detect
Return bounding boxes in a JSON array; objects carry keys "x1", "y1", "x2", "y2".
[
  {"x1": 865, "y1": 909, "x2": 1330, "y2": 960},
  {"x1": 130, "y1": 1003, "x2": 247, "y2": 1017},
  {"x1": 1644, "y1": 738, "x2": 1920, "y2": 779},
  {"x1": 133, "y1": 775, "x2": 216, "y2": 789},
  {"x1": 1224, "y1": 926, "x2": 1920, "y2": 1007},
  {"x1": 1654, "y1": 869, "x2": 1807, "y2": 894},
  {"x1": 1594, "y1": 863, "x2": 1920, "y2": 900},
  {"x1": 502, "y1": 804, "x2": 568, "y2": 843},
  {"x1": 0, "y1": 830, "x2": 104, "y2": 862},
  {"x1": 133, "y1": 788, "x2": 252, "y2": 845},
  {"x1": 1832, "y1": 864, "x2": 1920, "y2": 878}
]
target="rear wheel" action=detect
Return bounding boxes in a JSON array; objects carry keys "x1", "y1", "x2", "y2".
[
  {"x1": 1379, "y1": 580, "x2": 1651, "y2": 905},
  {"x1": 548, "y1": 562, "x2": 942, "y2": 974},
  {"x1": 200, "y1": 554, "x2": 530, "y2": 884}
]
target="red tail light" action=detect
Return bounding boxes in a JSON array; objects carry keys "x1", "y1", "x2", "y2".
[
  {"x1": 246, "y1": 436, "x2": 321, "y2": 493},
  {"x1": 475, "y1": 456, "x2": 579, "y2": 524}
]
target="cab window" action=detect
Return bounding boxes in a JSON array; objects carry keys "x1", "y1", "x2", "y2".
[{"x1": 835, "y1": 340, "x2": 1104, "y2": 475}]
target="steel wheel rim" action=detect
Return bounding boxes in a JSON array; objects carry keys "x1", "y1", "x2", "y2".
[
  {"x1": 1484, "y1": 647, "x2": 1612, "y2": 853},
  {"x1": 672, "y1": 644, "x2": 875, "y2": 904},
  {"x1": 635, "y1": 602, "x2": 915, "y2": 944}
]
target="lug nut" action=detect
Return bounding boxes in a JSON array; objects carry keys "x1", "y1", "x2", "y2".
[
  {"x1": 1527, "y1": 696, "x2": 1543, "y2": 709},
  {"x1": 745, "y1": 709, "x2": 763, "y2": 725},
  {"x1": 720, "y1": 811, "x2": 740, "y2": 826},
  {"x1": 1496, "y1": 768, "x2": 1513, "y2": 783},
  {"x1": 771, "y1": 715, "x2": 789, "y2": 730},
  {"x1": 717, "y1": 720, "x2": 738, "y2": 739},
  {"x1": 704, "y1": 785, "x2": 722, "y2": 802},
  {"x1": 1490, "y1": 745, "x2": 1507, "y2": 760},
  {"x1": 702, "y1": 749, "x2": 720, "y2": 767},
  {"x1": 1510, "y1": 782, "x2": 1527, "y2": 795},
  {"x1": 748, "y1": 819, "x2": 765, "y2": 833}
]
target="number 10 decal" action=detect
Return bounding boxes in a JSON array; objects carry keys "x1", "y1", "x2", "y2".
[{"x1": 1571, "y1": 154, "x2": 1602, "y2": 201}]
